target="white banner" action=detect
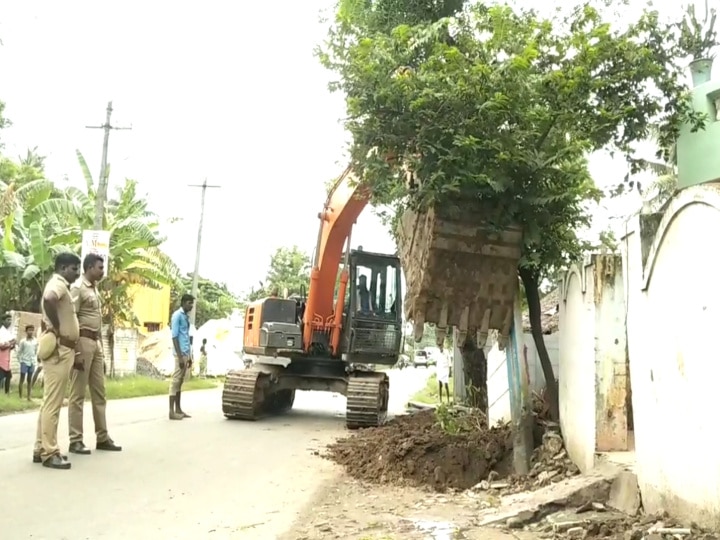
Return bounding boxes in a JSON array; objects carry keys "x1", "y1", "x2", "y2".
[{"x1": 81, "y1": 230, "x2": 111, "y2": 278}]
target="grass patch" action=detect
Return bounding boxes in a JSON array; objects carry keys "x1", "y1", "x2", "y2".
[
  {"x1": 0, "y1": 375, "x2": 218, "y2": 415},
  {"x1": 0, "y1": 390, "x2": 42, "y2": 414},
  {"x1": 104, "y1": 375, "x2": 217, "y2": 400},
  {"x1": 410, "y1": 373, "x2": 454, "y2": 405}
]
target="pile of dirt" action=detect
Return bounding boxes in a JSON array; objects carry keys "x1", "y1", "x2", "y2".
[
  {"x1": 136, "y1": 329, "x2": 172, "y2": 371},
  {"x1": 325, "y1": 408, "x2": 513, "y2": 492},
  {"x1": 135, "y1": 357, "x2": 163, "y2": 379}
]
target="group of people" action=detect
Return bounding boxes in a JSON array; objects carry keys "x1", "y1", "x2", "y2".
[
  {"x1": 27, "y1": 252, "x2": 203, "y2": 469},
  {"x1": 28, "y1": 252, "x2": 122, "y2": 470},
  {"x1": 0, "y1": 315, "x2": 40, "y2": 399}
]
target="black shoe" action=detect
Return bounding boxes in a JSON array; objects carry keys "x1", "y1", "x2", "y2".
[
  {"x1": 69, "y1": 442, "x2": 91, "y2": 455},
  {"x1": 33, "y1": 453, "x2": 68, "y2": 463},
  {"x1": 42, "y1": 454, "x2": 71, "y2": 470},
  {"x1": 96, "y1": 439, "x2": 122, "y2": 452}
]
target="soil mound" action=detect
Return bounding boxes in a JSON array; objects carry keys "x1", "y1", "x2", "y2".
[{"x1": 326, "y1": 408, "x2": 513, "y2": 492}]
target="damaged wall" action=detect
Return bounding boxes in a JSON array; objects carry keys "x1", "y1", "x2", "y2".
[
  {"x1": 558, "y1": 254, "x2": 629, "y2": 473},
  {"x1": 485, "y1": 333, "x2": 559, "y2": 425},
  {"x1": 622, "y1": 184, "x2": 720, "y2": 529}
]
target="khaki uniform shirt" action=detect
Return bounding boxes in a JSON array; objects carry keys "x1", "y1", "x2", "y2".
[
  {"x1": 42, "y1": 273, "x2": 79, "y2": 342},
  {"x1": 70, "y1": 277, "x2": 102, "y2": 332}
]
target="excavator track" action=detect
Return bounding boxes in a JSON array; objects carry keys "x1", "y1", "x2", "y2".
[
  {"x1": 222, "y1": 368, "x2": 264, "y2": 420},
  {"x1": 345, "y1": 373, "x2": 389, "y2": 430}
]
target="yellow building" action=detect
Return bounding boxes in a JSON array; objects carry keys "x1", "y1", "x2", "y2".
[{"x1": 127, "y1": 283, "x2": 171, "y2": 332}]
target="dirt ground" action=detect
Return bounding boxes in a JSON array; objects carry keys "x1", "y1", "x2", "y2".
[
  {"x1": 283, "y1": 405, "x2": 714, "y2": 540},
  {"x1": 280, "y1": 468, "x2": 715, "y2": 540},
  {"x1": 279, "y1": 472, "x2": 530, "y2": 540}
]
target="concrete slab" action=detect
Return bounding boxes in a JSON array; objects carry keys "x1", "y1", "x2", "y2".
[
  {"x1": 477, "y1": 462, "x2": 622, "y2": 527},
  {"x1": 607, "y1": 470, "x2": 641, "y2": 516}
]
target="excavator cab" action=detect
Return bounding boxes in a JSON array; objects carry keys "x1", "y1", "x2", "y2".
[{"x1": 341, "y1": 249, "x2": 403, "y2": 365}]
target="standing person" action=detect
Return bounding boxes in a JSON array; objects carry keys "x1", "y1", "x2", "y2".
[
  {"x1": 169, "y1": 294, "x2": 194, "y2": 420},
  {"x1": 67, "y1": 253, "x2": 122, "y2": 456},
  {"x1": 17, "y1": 324, "x2": 38, "y2": 400},
  {"x1": 33, "y1": 252, "x2": 81, "y2": 470},
  {"x1": 435, "y1": 349, "x2": 451, "y2": 403},
  {"x1": 0, "y1": 313, "x2": 15, "y2": 394},
  {"x1": 199, "y1": 338, "x2": 208, "y2": 377}
]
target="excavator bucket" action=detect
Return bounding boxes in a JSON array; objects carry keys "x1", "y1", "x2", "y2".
[{"x1": 396, "y1": 204, "x2": 523, "y2": 348}]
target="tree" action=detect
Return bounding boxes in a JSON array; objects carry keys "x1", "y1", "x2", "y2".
[
  {"x1": 170, "y1": 274, "x2": 243, "y2": 328},
  {"x1": 319, "y1": 0, "x2": 709, "y2": 417},
  {"x1": 0, "y1": 138, "x2": 179, "y2": 375},
  {"x1": 246, "y1": 246, "x2": 311, "y2": 301}
]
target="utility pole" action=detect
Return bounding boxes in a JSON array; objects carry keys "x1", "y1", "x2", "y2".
[
  {"x1": 188, "y1": 179, "x2": 221, "y2": 327},
  {"x1": 86, "y1": 101, "x2": 132, "y2": 230}
]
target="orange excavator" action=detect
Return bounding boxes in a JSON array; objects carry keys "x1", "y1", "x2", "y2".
[{"x1": 221, "y1": 167, "x2": 403, "y2": 428}]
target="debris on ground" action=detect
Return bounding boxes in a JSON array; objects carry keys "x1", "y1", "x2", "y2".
[
  {"x1": 325, "y1": 402, "x2": 581, "y2": 494},
  {"x1": 135, "y1": 357, "x2": 164, "y2": 379},
  {"x1": 499, "y1": 431, "x2": 581, "y2": 494},
  {"x1": 521, "y1": 508, "x2": 716, "y2": 540}
]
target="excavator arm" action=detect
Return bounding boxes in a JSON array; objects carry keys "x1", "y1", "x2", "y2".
[{"x1": 302, "y1": 167, "x2": 370, "y2": 355}]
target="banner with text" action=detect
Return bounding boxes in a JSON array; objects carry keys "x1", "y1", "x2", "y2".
[{"x1": 81, "y1": 230, "x2": 111, "y2": 278}]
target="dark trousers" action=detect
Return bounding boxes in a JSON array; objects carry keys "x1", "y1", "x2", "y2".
[{"x1": 0, "y1": 368, "x2": 11, "y2": 393}]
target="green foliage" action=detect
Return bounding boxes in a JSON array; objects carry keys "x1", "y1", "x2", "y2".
[
  {"x1": 170, "y1": 273, "x2": 242, "y2": 327},
  {"x1": 246, "y1": 246, "x2": 311, "y2": 302},
  {"x1": 411, "y1": 372, "x2": 455, "y2": 404},
  {"x1": 678, "y1": 1, "x2": 718, "y2": 59},
  {"x1": 434, "y1": 403, "x2": 488, "y2": 435},
  {"x1": 0, "y1": 142, "x2": 179, "y2": 323},
  {"x1": 318, "y1": 0, "x2": 711, "y2": 284}
]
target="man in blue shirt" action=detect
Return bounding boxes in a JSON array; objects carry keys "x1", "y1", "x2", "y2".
[{"x1": 169, "y1": 294, "x2": 194, "y2": 420}]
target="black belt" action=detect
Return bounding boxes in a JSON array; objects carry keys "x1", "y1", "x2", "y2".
[{"x1": 79, "y1": 329, "x2": 100, "y2": 340}]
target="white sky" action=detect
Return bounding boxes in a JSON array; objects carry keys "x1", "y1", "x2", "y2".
[{"x1": 0, "y1": 0, "x2": 712, "y2": 294}]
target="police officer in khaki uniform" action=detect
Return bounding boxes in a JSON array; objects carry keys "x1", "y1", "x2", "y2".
[
  {"x1": 33, "y1": 252, "x2": 81, "y2": 470},
  {"x1": 67, "y1": 253, "x2": 122, "y2": 455}
]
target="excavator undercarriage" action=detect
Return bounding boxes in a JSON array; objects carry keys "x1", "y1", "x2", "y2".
[{"x1": 221, "y1": 363, "x2": 390, "y2": 429}]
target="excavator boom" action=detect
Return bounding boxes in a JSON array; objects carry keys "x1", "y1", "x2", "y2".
[
  {"x1": 222, "y1": 167, "x2": 401, "y2": 430},
  {"x1": 303, "y1": 167, "x2": 369, "y2": 355}
]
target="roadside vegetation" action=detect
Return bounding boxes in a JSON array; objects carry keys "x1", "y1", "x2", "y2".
[
  {"x1": 0, "y1": 375, "x2": 218, "y2": 416},
  {"x1": 318, "y1": 0, "x2": 716, "y2": 418},
  {"x1": 410, "y1": 373, "x2": 455, "y2": 405}
]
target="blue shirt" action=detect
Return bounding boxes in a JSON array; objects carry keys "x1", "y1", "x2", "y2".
[{"x1": 170, "y1": 308, "x2": 191, "y2": 355}]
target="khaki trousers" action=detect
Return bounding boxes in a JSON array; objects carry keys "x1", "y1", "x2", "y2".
[
  {"x1": 68, "y1": 337, "x2": 108, "y2": 444},
  {"x1": 34, "y1": 344, "x2": 74, "y2": 461},
  {"x1": 169, "y1": 354, "x2": 187, "y2": 396}
]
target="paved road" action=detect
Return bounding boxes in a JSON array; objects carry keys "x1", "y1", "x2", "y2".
[{"x1": 0, "y1": 367, "x2": 431, "y2": 540}]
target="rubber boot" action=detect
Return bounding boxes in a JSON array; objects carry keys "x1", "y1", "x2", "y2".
[
  {"x1": 169, "y1": 396, "x2": 183, "y2": 420},
  {"x1": 175, "y1": 391, "x2": 191, "y2": 418}
]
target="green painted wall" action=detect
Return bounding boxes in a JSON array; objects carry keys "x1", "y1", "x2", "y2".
[{"x1": 677, "y1": 78, "x2": 720, "y2": 189}]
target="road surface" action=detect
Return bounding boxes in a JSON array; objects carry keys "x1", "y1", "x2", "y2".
[{"x1": 0, "y1": 368, "x2": 431, "y2": 540}]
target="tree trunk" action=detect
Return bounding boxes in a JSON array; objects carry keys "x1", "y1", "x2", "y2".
[
  {"x1": 519, "y1": 266, "x2": 559, "y2": 421},
  {"x1": 460, "y1": 331, "x2": 488, "y2": 425}
]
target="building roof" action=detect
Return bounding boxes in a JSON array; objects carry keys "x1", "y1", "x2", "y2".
[{"x1": 522, "y1": 288, "x2": 559, "y2": 334}]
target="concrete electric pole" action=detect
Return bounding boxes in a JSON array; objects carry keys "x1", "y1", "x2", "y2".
[
  {"x1": 188, "y1": 179, "x2": 221, "y2": 327},
  {"x1": 86, "y1": 101, "x2": 132, "y2": 229}
]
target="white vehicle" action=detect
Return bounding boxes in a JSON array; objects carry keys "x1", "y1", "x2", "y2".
[{"x1": 413, "y1": 349, "x2": 430, "y2": 368}]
